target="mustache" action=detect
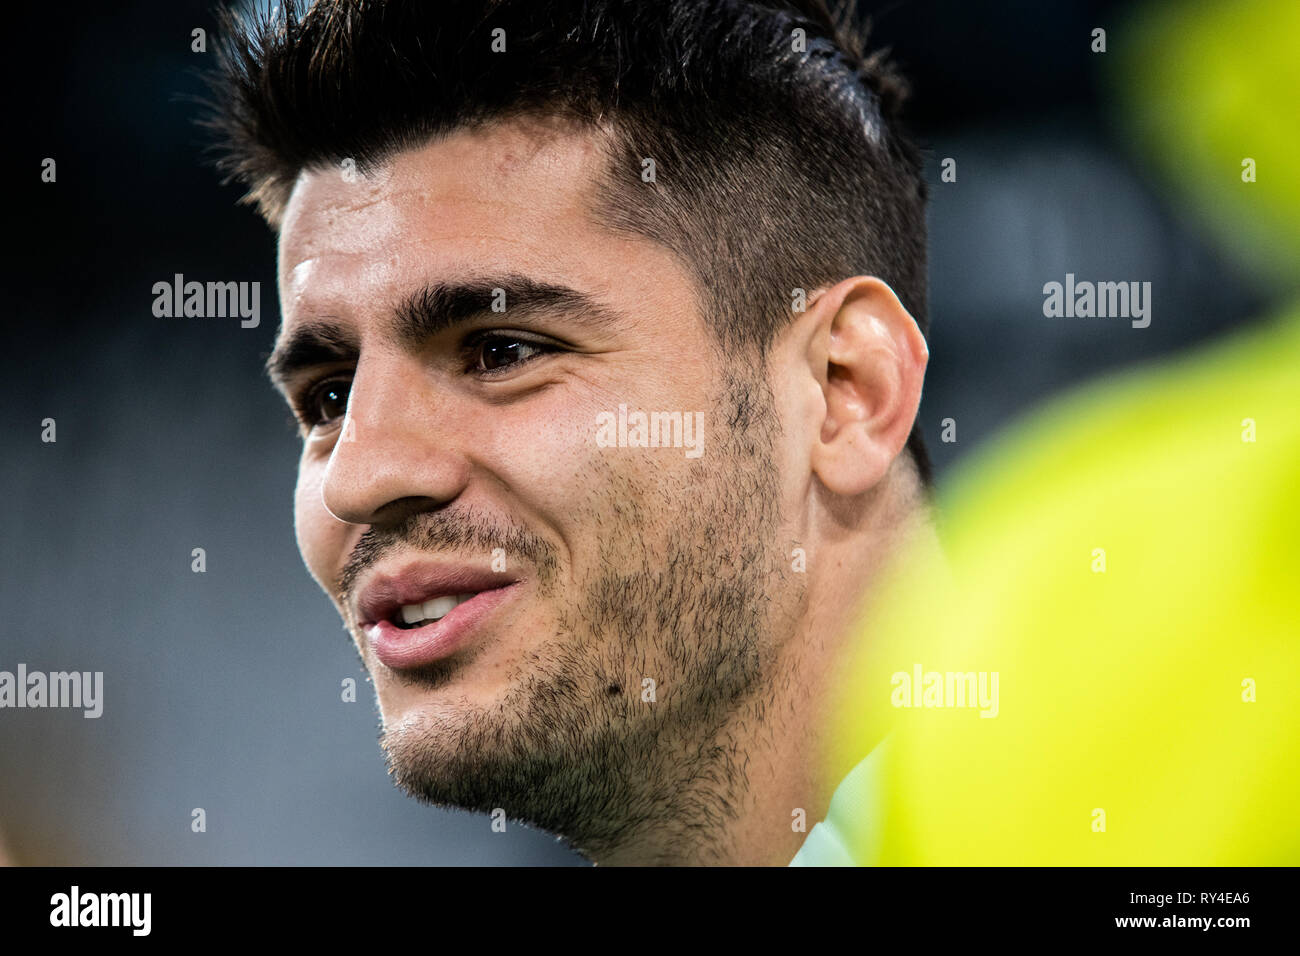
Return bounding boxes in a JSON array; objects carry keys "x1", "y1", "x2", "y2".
[{"x1": 338, "y1": 507, "x2": 559, "y2": 606}]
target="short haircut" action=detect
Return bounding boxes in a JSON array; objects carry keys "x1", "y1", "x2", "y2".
[{"x1": 204, "y1": 0, "x2": 932, "y2": 484}]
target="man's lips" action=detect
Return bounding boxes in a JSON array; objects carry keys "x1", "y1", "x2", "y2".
[
  {"x1": 364, "y1": 585, "x2": 520, "y2": 671},
  {"x1": 353, "y1": 561, "x2": 521, "y2": 671},
  {"x1": 355, "y1": 561, "x2": 519, "y2": 628}
]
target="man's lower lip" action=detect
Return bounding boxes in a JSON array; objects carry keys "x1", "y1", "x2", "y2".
[{"x1": 366, "y1": 584, "x2": 519, "y2": 670}]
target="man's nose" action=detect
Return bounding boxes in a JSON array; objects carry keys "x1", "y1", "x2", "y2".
[{"x1": 319, "y1": 354, "x2": 469, "y2": 526}]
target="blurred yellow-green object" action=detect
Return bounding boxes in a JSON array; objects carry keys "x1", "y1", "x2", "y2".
[
  {"x1": 815, "y1": 0, "x2": 1300, "y2": 866},
  {"x1": 830, "y1": 300, "x2": 1300, "y2": 864},
  {"x1": 1116, "y1": 0, "x2": 1300, "y2": 289}
]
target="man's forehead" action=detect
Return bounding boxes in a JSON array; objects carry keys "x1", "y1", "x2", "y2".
[
  {"x1": 276, "y1": 118, "x2": 614, "y2": 320},
  {"x1": 278, "y1": 119, "x2": 609, "y2": 263}
]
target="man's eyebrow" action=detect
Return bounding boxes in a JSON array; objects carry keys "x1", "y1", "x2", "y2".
[
  {"x1": 265, "y1": 321, "x2": 360, "y2": 393},
  {"x1": 267, "y1": 275, "x2": 617, "y2": 392},
  {"x1": 390, "y1": 275, "x2": 617, "y2": 349}
]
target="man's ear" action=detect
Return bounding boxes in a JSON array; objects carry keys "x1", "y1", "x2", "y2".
[{"x1": 806, "y1": 276, "x2": 928, "y2": 497}]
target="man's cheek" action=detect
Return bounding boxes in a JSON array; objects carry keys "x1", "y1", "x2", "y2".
[
  {"x1": 469, "y1": 402, "x2": 593, "y2": 517},
  {"x1": 293, "y1": 464, "x2": 346, "y2": 597}
]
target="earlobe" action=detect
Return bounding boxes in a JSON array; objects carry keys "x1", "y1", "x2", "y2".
[{"x1": 809, "y1": 277, "x2": 927, "y2": 498}]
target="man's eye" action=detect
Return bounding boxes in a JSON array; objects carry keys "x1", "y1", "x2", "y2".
[
  {"x1": 301, "y1": 378, "x2": 352, "y2": 427},
  {"x1": 471, "y1": 334, "x2": 553, "y2": 374}
]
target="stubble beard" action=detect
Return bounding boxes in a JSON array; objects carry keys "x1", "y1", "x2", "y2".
[{"x1": 378, "y1": 373, "x2": 796, "y2": 862}]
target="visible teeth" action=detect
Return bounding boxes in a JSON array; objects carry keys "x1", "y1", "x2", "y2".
[
  {"x1": 422, "y1": 595, "x2": 460, "y2": 621},
  {"x1": 397, "y1": 593, "x2": 476, "y2": 627}
]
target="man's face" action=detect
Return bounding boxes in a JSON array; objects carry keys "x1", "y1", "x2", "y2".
[{"x1": 274, "y1": 117, "x2": 803, "y2": 855}]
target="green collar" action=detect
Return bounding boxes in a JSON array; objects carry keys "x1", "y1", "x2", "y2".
[{"x1": 789, "y1": 737, "x2": 889, "y2": 866}]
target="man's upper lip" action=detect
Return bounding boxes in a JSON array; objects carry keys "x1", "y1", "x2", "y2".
[{"x1": 354, "y1": 561, "x2": 518, "y2": 626}]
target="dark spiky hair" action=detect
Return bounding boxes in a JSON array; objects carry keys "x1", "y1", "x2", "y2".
[{"x1": 203, "y1": 0, "x2": 932, "y2": 484}]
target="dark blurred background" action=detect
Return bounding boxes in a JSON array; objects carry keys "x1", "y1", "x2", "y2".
[{"x1": 1, "y1": 0, "x2": 1276, "y2": 864}]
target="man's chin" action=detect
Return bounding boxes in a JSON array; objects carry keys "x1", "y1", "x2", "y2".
[
  {"x1": 376, "y1": 689, "x2": 643, "y2": 862},
  {"x1": 378, "y1": 696, "x2": 499, "y2": 805},
  {"x1": 376, "y1": 690, "x2": 591, "y2": 827},
  {"x1": 375, "y1": 678, "x2": 497, "y2": 743}
]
